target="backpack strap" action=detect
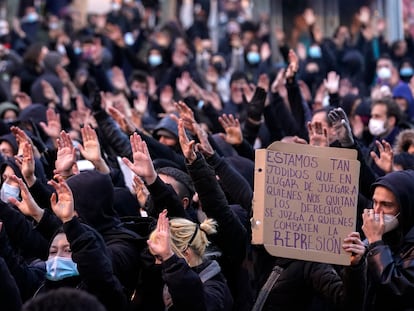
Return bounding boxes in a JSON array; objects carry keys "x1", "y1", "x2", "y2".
[{"x1": 251, "y1": 265, "x2": 284, "y2": 311}]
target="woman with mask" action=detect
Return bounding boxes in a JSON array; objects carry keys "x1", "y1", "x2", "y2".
[
  {"x1": 148, "y1": 209, "x2": 233, "y2": 311},
  {"x1": 243, "y1": 41, "x2": 270, "y2": 83},
  {"x1": 1, "y1": 175, "x2": 128, "y2": 311}
]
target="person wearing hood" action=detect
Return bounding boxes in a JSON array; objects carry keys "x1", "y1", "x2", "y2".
[
  {"x1": 362, "y1": 170, "x2": 414, "y2": 310},
  {"x1": 30, "y1": 51, "x2": 64, "y2": 105},
  {"x1": 1, "y1": 175, "x2": 128, "y2": 311},
  {"x1": 148, "y1": 210, "x2": 233, "y2": 311},
  {"x1": 392, "y1": 82, "x2": 414, "y2": 126}
]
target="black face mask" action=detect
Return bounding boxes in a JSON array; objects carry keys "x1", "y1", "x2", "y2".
[
  {"x1": 212, "y1": 62, "x2": 223, "y2": 74},
  {"x1": 227, "y1": 10, "x2": 238, "y2": 19},
  {"x1": 0, "y1": 34, "x2": 10, "y2": 44}
]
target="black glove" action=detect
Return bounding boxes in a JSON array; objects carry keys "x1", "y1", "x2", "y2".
[
  {"x1": 91, "y1": 89, "x2": 103, "y2": 113},
  {"x1": 247, "y1": 87, "x2": 267, "y2": 121},
  {"x1": 327, "y1": 107, "x2": 354, "y2": 147}
]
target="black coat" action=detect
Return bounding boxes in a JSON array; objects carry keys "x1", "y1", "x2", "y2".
[
  {"x1": 162, "y1": 254, "x2": 233, "y2": 311},
  {"x1": 254, "y1": 250, "x2": 365, "y2": 311},
  {"x1": 365, "y1": 170, "x2": 414, "y2": 310}
]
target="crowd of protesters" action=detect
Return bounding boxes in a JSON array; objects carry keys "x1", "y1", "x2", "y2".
[{"x1": 0, "y1": 0, "x2": 413, "y2": 310}]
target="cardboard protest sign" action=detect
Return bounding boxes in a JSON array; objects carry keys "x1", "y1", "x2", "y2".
[{"x1": 252, "y1": 142, "x2": 360, "y2": 266}]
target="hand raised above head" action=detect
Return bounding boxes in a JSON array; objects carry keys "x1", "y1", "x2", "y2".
[
  {"x1": 307, "y1": 121, "x2": 329, "y2": 147},
  {"x1": 48, "y1": 175, "x2": 75, "y2": 223},
  {"x1": 218, "y1": 114, "x2": 242, "y2": 146},
  {"x1": 8, "y1": 175, "x2": 44, "y2": 223},
  {"x1": 122, "y1": 133, "x2": 157, "y2": 185},
  {"x1": 147, "y1": 210, "x2": 173, "y2": 262},
  {"x1": 178, "y1": 119, "x2": 197, "y2": 164},
  {"x1": 327, "y1": 107, "x2": 354, "y2": 147}
]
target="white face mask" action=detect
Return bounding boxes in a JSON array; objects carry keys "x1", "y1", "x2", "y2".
[
  {"x1": 377, "y1": 67, "x2": 392, "y2": 80},
  {"x1": 368, "y1": 118, "x2": 387, "y2": 137},
  {"x1": 111, "y1": 3, "x2": 121, "y2": 11},
  {"x1": 0, "y1": 183, "x2": 19, "y2": 202},
  {"x1": 374, "y1": 213, "x2": 400, "y2": 233}
]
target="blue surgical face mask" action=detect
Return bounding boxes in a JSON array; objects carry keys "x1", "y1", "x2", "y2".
[
  {"x1": 74, "y1": 47, "x2": 82, "y2": 55},
  {"x1": 246, "y1": 52, "x2": 260, "y2": 65},
  {"x1": 308, "y1": 46, "x2": 322, "y2": 59},
  {"x1": 46, "y1": 256, "x2": 79, "y2": 281},
  {"x1": 0, "y1": 183, "x2": 19, "y2": 202},
  {"x1": 148, "y1": 54, "x2": 162, "y2": 67},
  {"x1": 400, "y1": 67, "x2": 413, "y2": 77},
  {"x1": 26, "y1": 12, "x2": 39, "y2": 23}
]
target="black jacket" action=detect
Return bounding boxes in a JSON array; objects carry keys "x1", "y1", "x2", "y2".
[
  {"x1": 34, "y1": 218, "x2": 128, "y2": 311},
  {"x1": 186, "y1": 153, "x2": 252, "y2": 310},
  {"x1": 162, "y1": 254, "x2": 233, "y2": 311},
  {"x1": 254, "y1": 251, "x2": 365, "y2": 311},
  {"x1": 365, "y1": 170, "x2": 414, "y2": 310}
]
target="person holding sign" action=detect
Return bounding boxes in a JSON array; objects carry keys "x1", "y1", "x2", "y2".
[
  {"x1": 251, "y1": 232, "x2": 366, "y2": 310},
  {"x1": 362, "y1": 169, "x2": 414, "y2": 310}
]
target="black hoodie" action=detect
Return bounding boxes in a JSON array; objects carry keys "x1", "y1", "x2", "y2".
[
  {"x1": 366, "y1": 169, "x2": 414, "y2": 310},
  {"x1": 66, "y1": 171, "x2": 144, "y2": 298}
]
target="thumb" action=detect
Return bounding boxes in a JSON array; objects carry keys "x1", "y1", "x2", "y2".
[
  {"x1": 370, "y1": 151, "x2": 379, "y2": 162},
  {"x1": 217, "y1": 133, "x2": 227, "y2": 140},
  {"x1": 8, "y1": 197, "x2": 19, "y2": 207},
  {"x1": 50, "y1": 192, "x2": 57, "y2": 212},
  {"x1": 122, "y1": 157, "x2": 135, "y2": 172}
]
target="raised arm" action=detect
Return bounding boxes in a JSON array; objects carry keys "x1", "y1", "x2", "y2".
[
  {"x1": 48, "y1": 176, "x2": 128, "y2": 311},
  {"x1": 122, "y1": 133, "x2": 187, "y2": 219},
  {"x1": 178, "y1": 119, "x2": 247, "y2": 263}
]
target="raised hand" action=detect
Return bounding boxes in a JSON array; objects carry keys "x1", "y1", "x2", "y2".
[
  {"x1": 327, "y1": 107, "x2": 354, "y2": 147},
  {"x1": 8, "y1": 175, "x2": 44, "y2": 223},
  {"x1": 171, "y1": 101, "x2": 197, "y2": 133},
  {"x1": 41, "y1": 80, "x2": 59, "y2": 104},
  {"x1": 10, "y1": 76, "x2": 21, "y2": 99},
  {"x1": 132, "y1": 175, "x2": 150, "y2": 210},
  {"x1": 307, "y1": 121, "x2": 329, "y2": 147},
  {"x1": 303, "y1": 8, "x2": 316, "y2": 26},
  {"x1": 14, "y1": 92, "x2": 32, "y2": 110},
  {"x1": 271, "y1": 68, "x2": 286, "y2": 94},
  {"x1": 218, "y1": 114, "x2": 243, "y2": 145},
  {"x1": 55, "y1": 65, "x2": 71, "y2": 86},
  {"x1": 78, "y1": 125, "x2": 102, "y2": 163},
  {"x1": 242, "y1": 82, "x2": 255, "y2": 103},
  {"x1": 55, "y1": 131, "x2": 76, "y2": 177},
  {"x1": 122, "y1": 133, "x2": 157, "y2": 185},
  {"x1": 20, "y1": 141, "x2": 36, "y2": 187},
  {"x1": 285, "y1": 49, "x2": 299, "y2": 80},
  {"x1": 48, "y1": 175, "x2": 75, "y2": 223},
  {"x1": 178, "y1": 119, "x2": 197, "y2": 164},
  {"x1": 78, "y1": 125, "x2": 109, "y2": 174},
  {"x1": 111, "y1": 66, "x2": 128, "y2": 91},
  {"x1": 147, "y1": 209, "x2": 174, "y2": 263},
  {"x1": 108, "y1": 106, "x2": 136, "y2": 134},
  {"x1": 194, "y1": 123, "x2": 214, "y2": 158},
  {"x1": 39, "y1": 108, "x2": 62, "y2": 142},
  {"x1": 11, "y1": 126, "x2": 31, "y2": 156},
  {"x1": 257, "y1": 73, "x2": 270, "y2": 93},
  {"x1": 324, "y1": 71, "x2": 340, "y2": 94},
  {"x1": 342, "y1": 232, "x2": 365, "y2": 265},
  {"x1": 370, "y1": 140, "x2": 394, "y2": 174}
]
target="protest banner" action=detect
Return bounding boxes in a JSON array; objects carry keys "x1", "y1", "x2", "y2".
[{"x1": 252, "y1": 142, "x2": 360, "y2": 265}]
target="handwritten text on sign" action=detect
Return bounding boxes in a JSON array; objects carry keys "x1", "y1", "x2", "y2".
[{"x1": 253, "y1": 143, "x2": 360, "y2": 265}]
